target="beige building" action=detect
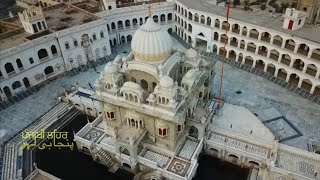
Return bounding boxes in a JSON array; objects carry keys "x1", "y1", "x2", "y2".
[
  {"x1": 74, "y1": 13, "x2": 216, "y2": 179},
  {"x1": 297, "y1": 0, "x2": 320, "y2": 24}
]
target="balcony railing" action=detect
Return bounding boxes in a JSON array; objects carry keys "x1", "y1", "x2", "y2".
[
  {"x1": 280, "y1": 58, "x2": 291, "y2": 66},
  {"x1": 230, "y1": 41, "x2": 238, "y2": 47},
  {"x1": 39, "y1": 56, "x2": 50, "y2": 62},
  {"x1": 249, "y1": 33, "x2": 258, "y2": 39},
  {"x1": 232, "y1": 29, "x2": 240, "y2": 34},
  {"x1": 247, "y1": 46, "x2": 256, "y2": 53},
  {"x1": 45, "y1": 72, "x2": 55, "y2": 78},
  {"x1": 272, "y1": 39, "x2": 282, "y2": 47},
  {"x1": 261, "y1": 36, "x2": 271, "y2": 43},
  {"x1": 7, "y1": 71, "x2": 16, "y2": 77},
  {"x1": 297, "y1": 49, "x2": 308, "y2": 56},
  {"x1": 284, "y1": 44, "x2": 294, "y2": 51}
]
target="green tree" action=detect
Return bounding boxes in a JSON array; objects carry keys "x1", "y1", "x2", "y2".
[
  {"x1": 279, "y1": 2, "x2": 289, "y2": 13},
  {"x1": 269, "y1": 0, "x2": 276, "y2": 6},
  {"x1": 272, "y1": 3, "x2": 279, "y2": 12},
  {"x1": 233, "y1": 0, "x2": 240, "y2": 7},
  {"x1": 261, "y1": 3, "x2": 266, "y2": 10},
  {"x1": 291, "y1": 2, "x2": 297, "y2": 8}
]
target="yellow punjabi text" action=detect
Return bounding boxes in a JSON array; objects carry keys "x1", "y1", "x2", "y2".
[{"x1": 21, "y1": 129, "x2": 74, "y2": 150}]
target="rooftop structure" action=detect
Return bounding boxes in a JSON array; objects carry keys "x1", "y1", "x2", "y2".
[
  {"x1": 178, "y1": 0, "x2": 320, "y2": 44},
  {"x1": 0, "y1": 3, "x2": 100, "y2": 51}
]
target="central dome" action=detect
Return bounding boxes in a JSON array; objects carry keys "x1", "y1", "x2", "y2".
[{"x1": 131, "y1": 17, "x2": 173, "y2": 64}]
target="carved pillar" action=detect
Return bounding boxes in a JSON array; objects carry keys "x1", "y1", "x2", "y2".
[
  {"x1": 307, "y1": 50, "x2": 312, "y2": 58},
  {"x1": 270, "y1": 36, "x2": 274, "y2": 44},
  {"x1": 263, "y1": 64, "x2": 268, "y2": 72},
  {"x1": 298, "y1": 78, "x2": 303, "y2": 87},
  {"x1": 310, "y1": 85, "x2": 316, "y2": 94}
]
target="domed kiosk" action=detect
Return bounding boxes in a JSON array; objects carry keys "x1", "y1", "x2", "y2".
[{"x1": 131, "y1": 17, "x2": 173, "y2": 64}]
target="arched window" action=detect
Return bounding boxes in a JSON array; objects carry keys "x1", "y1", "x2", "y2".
[
  {"x1": 38, "y1": 49, "x2": 48, "y2": 59},
  {"x1": 152, "y1": 82, "x2": 157, "y2": 91},
  {"x1": 93, "y1": 33, "x2": 97, "y2": 40},
  {"x1": 44, "y1": 66, "x2": 54, "y2": 75},
  {"x1": 199, "y1": 92, "x2": 203, "y2": 98},
  {"x1": 16, "y1": 59, "x2": 23, "y2": 69},
  {"x1": 162, "y1": 97, "x2": 165, "y2": 104},
  {"x1": 106, "y1": 111, "x2": 115, "y2": 120},
  {"x1": 158, "y1": 127, "x2": 168, "y2": 137},
  {"x1": 100, "y1": 31, "x2": 104, "y2": 38},
  {"x1": 51, "y1": 45, "x2": 57, "y2": 55},
  {"x1": 141, "y1": 79, "x2": 148, "y2": 91},
  {"x1": 12, "y1": 81, "x2": 22, "y2": 90},
  {"x1": 177, "y1": 125, "x2": 182, "y2": 133}
]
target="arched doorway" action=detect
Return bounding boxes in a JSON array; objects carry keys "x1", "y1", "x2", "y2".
[
  {"x1": 5, "y1": 63, "x2": 14, "y2": 74},
  {"x1": 127, "y1": 35, "x2": 132, "y2": 42},
  {"x1": 44, "y1": 66, "x2": 54, "y2": 75},
  {"x1": 195, "y1": 32, "x2": 207, "y2": 50},
  {"x1": 23, "y1": 77, "x2": 30, "y2": 88},
  {"x1": 228, "y1": 154, "x2": 239, "y2": 164},
  {"x1": 209, "y1": 148, "x2": 219, "y2": 158},
  {"x1": 12, "y1": 81, "x2": 22, "y2": 90},
  {"x1": 288, "y1": 73, "x2": 299, "y2": 86},
  {"x1": 248, "y1": 161, "x2": 259, "y2": 169},
  {"x1": 38, "y1": 49, "x2": 48, "y2": 59},
  {"x1": 255, "y1": 60, "x2": 265, "y2": 70},
  {"x1": 189, "y1": 126, "x2": 198, "y2": 138},
  {"x1": 3, "y1": 86, "x2": 12, "y2": 98},
  {"x1": 141, "y1": 79, "x2": 148, "y2": 91},
  {"x1": 277, "y1": 68, "x2": 287, "y2": 80},
  {"x1": 121, "y1": 36, "x2": 126, "y2": 43},
  {"x1": 301, "y1": 79, "x2": 312, "y2": 92},
  {"x1": 266, "y1": 64, "x2": 276, "y2": 75},
  {"x1": 123, "y1": 163, "x2": 131, "y2": 170}
]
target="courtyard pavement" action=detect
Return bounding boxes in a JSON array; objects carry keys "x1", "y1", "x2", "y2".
[{"x1": 213, "y1": 60, "x2": 320, "y2": 150}]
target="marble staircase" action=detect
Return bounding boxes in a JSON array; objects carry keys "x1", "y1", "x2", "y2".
[{"x1": 96, "y1": 148, "x2": 116, "y2": 170}]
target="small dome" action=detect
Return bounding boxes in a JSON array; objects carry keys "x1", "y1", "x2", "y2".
[
  {"x1": 131, "y1": 17, "x2": 172, "y2": 63},
  {"x1": 185, "y1": 48, "x2": 197, "y2": 59},
  {"x1": 169, "y1": 98, "x2": 176, "y2": 104},
  {"x1": 114, "y1": 55, "x2": 122, "y2": 62},
  {"x1": 185, "y1": 69, "x2": 198, "y2": 78},
  {"x1": 104, "y1": 62, "x2": 119, "y2": 74},
  {"x1": 160, "y1": 76, "x2": 174, "y2": 88},
  {"x1": 148, "y1": 93, "x2": 155, "y2": 99}
]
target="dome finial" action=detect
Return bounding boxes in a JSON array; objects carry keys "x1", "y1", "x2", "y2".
[{"x1": 148, "y1": 4, "x2": 152, "y2": 17}]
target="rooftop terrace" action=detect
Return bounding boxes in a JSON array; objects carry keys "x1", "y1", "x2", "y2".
[
  {"x1": 179, "y1": 0, "x2": 320, "y2": 44},
  {"x1": 44, "y1": 3, "x2": 99, "y2": 31},
  {"x1": 0, "y1": 2, "x2": 100, "y2": 51}
]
